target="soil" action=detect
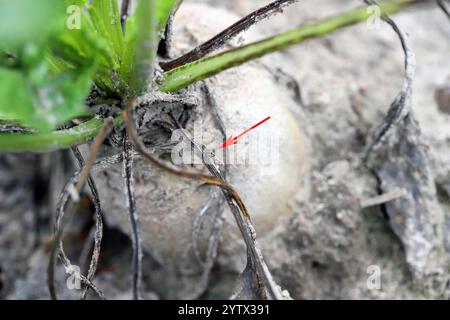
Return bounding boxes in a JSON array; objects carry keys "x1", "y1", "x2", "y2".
[{"x1": 1, "y1": 0, "x2": 450, "y2": 300}]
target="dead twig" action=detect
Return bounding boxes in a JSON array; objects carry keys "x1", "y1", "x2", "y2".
[
  {"x1": 360, "y1": 188, "x2": 407, "y2": 208},
  {"x1": 160, "y1": 0, "x2": 299, "y2": 71}
]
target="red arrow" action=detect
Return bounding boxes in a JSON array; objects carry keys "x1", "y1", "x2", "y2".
[{"x1": 221, "y1": 116, "x2": 271, "y2": 149}]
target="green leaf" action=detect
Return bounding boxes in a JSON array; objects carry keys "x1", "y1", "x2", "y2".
[
  {"x1": 0, "y1": 45, "x2": 94, "y2": 131},
  {"x1": 53, "y1": 25, "x2": 116, "y2": 70},
  {"x1": 45, "y1": 50, "x2": 72, "y2": 74},
  {"x1": 122, "y1": 0, "x2": 157, "y2": 95},
  {"x1": 121, "y1": 0, "x2": 177, "y2": 95},
  {"x1": 50, "y1": 1, "x2": 130, "y2": 96},
  {"x1": 158, "y1": 0, "x2": 420, "y2": 92},
  {"x1": 52, "y1": 24, "x2": 124, "y2": 95},
  {"x1": 0, "y1": 69, "x2": 33, "y2": 122},
  {"x1": 90, "y1": 0, "x2": 124, "y2": 58},
  {"x1": 0, "y1": 0, "x2": 65, "y2": 50}
]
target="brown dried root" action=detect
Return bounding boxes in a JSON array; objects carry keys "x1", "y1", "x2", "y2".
[
  {"x1": 48, "y1": 118, "x2": 113, "y2": 300},
  {"x1": 71, "y1": 147, "x2": 104, "y2": 300},
  {"x1": 52, "y1": 172, "x2": 105, "y2": 300}
]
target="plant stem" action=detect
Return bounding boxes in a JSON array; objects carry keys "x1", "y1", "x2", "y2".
[
  {"x1": 158, "y1": 0, "x2": 424, "y2": 92},
  {"x1": 0, "y1": 116, "x2": 123, "y2": 152}
]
